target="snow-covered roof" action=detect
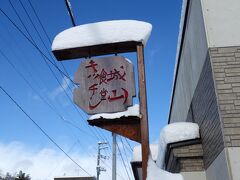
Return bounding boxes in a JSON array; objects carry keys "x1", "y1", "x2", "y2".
[
  {"x1": 147, "y1": 157, "x2": 183, "y2": 180},
  {"x1": 156, "y1": 122, "x2": 200, "y2": 168},
  {"x1": 89, "y1": 104, "x2": 139, "y2": 120},
  {"x1": 52, "y1": 20, "x2": 152, "y2": 51},
  {"x1": 144, "y1": 122, "x2": 198, "y2": 180},
  {"x1": 132, "y1": 144, "x2": 158, "y2": 162}
]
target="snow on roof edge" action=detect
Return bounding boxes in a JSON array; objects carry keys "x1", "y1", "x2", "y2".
[{"x1": 89, "y1": 104, "x2": 139, "y2": 120}]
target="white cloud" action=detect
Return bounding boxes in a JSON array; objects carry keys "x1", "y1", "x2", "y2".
[
  {"x1": 0, "y1": 141, "x2": 131, "y2": 180},
  {"x1": 148, "y1": 48, "x2": 161, "y2": 66},
  {"x1": 48, "y1": 77, "x2": 74, "y2": 106},
  {"x1": 49, "y1": 76, "x2": 72, "y2": 100},
  {"x1": 28, "y1": 88, "x2": 47, "y2": 102}
]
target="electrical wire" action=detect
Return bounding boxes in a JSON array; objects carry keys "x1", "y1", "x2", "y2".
[
  {"x1": 3, "y1": 0, "x2": 114, "y2": 167},
  {"x1": 125, "y1": 138, "x2": 133, "y2": 152},
  {"x1": 22, "y1": 0, "x2": 108, "y2": 142},
  {"x1": 0, "y1": 37, "x2": 100, "y2": 178},
  {"x1": 45, "y1": 140, "x2": 78, "y2": 179},
  {"x1": 0, "y1": 85, "x2": 92, "y2": 177},
  {"x1": 0, "y1": 7, "x2": 74, "y2": 84},
  {"x1": 120, "y1": 137, "x2": 134, "y2": 180},
  {"x1": 116, "y1": 141, "x2": 131, "y2": 180},
  {"x1": 5, "y1": 1, "x2": 103, "y2": 142},
  {"x1": 26, "y1": 0, "x2": 72, "y2": 80},
  {"x1": 0, "y1": 49, "x2": 92, "y2": 137}
]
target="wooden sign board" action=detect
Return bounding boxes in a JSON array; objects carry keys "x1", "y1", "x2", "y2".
[{"x1": 73, "y1": 56, "x2": 136, "y2": 115}]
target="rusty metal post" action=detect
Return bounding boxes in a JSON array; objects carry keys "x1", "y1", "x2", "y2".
[{"x1": 137, "y1": 44, "x2": 150, "y2": 180}]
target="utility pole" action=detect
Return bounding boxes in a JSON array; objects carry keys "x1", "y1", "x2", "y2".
[
  {"x1": 97, "y1": 141, "x2": 108, "y2": 180},
  {"x1": 112, "y1": 133, "x2": 117, "y2": 180}
]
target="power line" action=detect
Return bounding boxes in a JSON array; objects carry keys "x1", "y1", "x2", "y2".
[
  {"x1": 0, "y1": 38, "x2": 100, "y2": 177},
  {"x1": 9, "y1": 0, "x2": 71, "y2": 95},
  {"x1": 18, "y1": 0, "x2": 62, "y2": 67},
  {"x1": 45, "y1": 140, "x2": 78, "y2": 179},
  {"x1": 100, "y1": 159, "x2": 126, "y2": 180},
  {"x1": 0, "y1": 85, "x2": 92, "y2": 177},
  {"x1": 26, "y1": 0, "x2": 51, "y2": 44},
  {"x1": 25, "y1": 0, "x2": 72, "y2": 80},
  {"x1": 124, "y1": 138, "x2": 133, "y2": 152},
  {"x1": 120, "y1": 137, "x2": 134, "y2": 180},
  {"x1": 10, "y1": 0, "x2": 72, "y2": 91},
  {"x1": 22, "y1": 0, "x2": 113, "y2": 160},
  {"x1": 0, "y1": 7, "x2": 74, "y2": 84},
  {"x1": 2, "y1": 0, "x2": 113, "y2": 161},
  {"x1": 116, "y1": 141, "x2": 131, "y2": 180},
  {"x1": 0, "y1": 49, "x2": 92, "y2": 137},
  {"x1": 0, "y1": 27, "x2": 99, "y2": 143},
  {"x1": 5, "y1": 1, "x2": 102, "y2": 142}
]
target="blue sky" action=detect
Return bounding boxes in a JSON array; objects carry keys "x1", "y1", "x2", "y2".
[{"x1": 0, "y1": 0, "x2": 182, "y2": 179}]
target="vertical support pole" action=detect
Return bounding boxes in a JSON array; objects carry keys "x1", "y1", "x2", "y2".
[
  {"x1": 97, "y1": 144, "x2": 100, "y2": 180},
  {"x1": 137, "y1": 44, "x2": 150, "y2": 180},
  {"x1": 112, "y1": 133, "x2": 117, "y2": 180}
]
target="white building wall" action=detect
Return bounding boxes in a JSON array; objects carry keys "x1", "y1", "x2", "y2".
[
  {"x1": 181, "y1": 171, "x2": 206, "y2": 180},
  {"x1": 206, "y1": 149, "x2": 231, "y2": 180},
  {"x1": 227, "y1": 147, "x2": 240, "y2": 180},
  {"x1": 201, "y1": 0, "x2": 240, "y2": 47}
]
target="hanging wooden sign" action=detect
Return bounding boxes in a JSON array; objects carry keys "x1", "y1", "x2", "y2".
[{"x1": 73, "y1": 56, "x2": 136, "y2": 115}]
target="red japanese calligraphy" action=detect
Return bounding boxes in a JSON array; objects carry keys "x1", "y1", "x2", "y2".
[
  {"x1": 94, "y1": 69, "x2": 108, "y2": 85},
  {"x1": 88, "y1": 83, "x2": 98, "y2": 99},
  {"x1": 108, "y1": 88, "x2": 128, "y2": 104},
  {"x1": 85, "y1": 60, "x2": 98, "y2": 73},
  {"x1": 100, "y1": 88, "x2": 108, "y2": 100},
  {"x1": 107, "y1": 68, "x2": 126, "y2": 82},
  {"x1": 89, "y1": 88, "x2": 129, "y2": 110},
  {"x1": 89, "y1": 101, "x2": 101, "y2": 110},
  {"x1": 85, "y1": 59, "x2": 130, "y2": 111}
]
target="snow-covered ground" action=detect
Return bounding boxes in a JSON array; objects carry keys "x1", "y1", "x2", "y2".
[{"x1": 147, "y1": 157, "x2": 183, "y2": 180}]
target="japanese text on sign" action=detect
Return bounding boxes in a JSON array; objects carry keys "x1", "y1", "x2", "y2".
[{"x1": 73, "y1": 56, "x2": 136, "y2": 115}]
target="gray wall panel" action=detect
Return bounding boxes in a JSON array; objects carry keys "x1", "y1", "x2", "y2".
[
  {"x1": 170, "y1": 0, "x2": 208, "y2": 123},
  {"x1": 190, "y1": 54, "x2": 224, "y2": 168}
]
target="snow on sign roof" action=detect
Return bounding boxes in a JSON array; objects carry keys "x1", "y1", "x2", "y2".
[
  {"x1": 89, "y1": 104, "x2": 139, "y2": 120},
  {"x1": 52, "y1": 20, "x2": 152, "y2": 51}
]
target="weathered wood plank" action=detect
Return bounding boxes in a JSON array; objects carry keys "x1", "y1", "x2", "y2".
[
  {"x1": 137, "y1": 44, "x2": 150, "y2": 180},
  {"x1": 52, "y1": 41, "x2": 141, "y2": 60},
  {"x1": 87, "y1": 116, "x2": 141, "y2": 142}
]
